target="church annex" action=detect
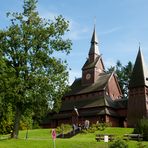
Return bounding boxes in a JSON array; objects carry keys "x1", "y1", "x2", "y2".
[{"x1": 42, "y1": 27, "x2": 148, "y2": 128}]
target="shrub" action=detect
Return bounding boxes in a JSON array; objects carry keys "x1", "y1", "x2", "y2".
[
  {"x1": 109, "y1": 138, "x2": 128, "y2": 148},
  {"x1": 137, "y1": 142, "x2": 146, "y2": 148},
  {"x1": 88, "y1": 126, "x2": 97, "y2": 133},
  {"x1": 56, "y1": 124, "x2": 72, "y2": 134},
  {"x1": 81, "y1": 122, "x2": 111, "y2": 134},
  {"x1": 96, "y1": 122, "x2": 111, "y2": 131},
  {"x1": 133, "y1": 118, "x2": 148, "y2": 141},
  {"x1": 81, "y1": 129, "x2": 88, "y2": 134},
  {"x1": 19, "y1": 113, "x2": 33, "y2": 130},
  {"x1": 56, "y1": 126, "x2": 62, "y2": 134}
]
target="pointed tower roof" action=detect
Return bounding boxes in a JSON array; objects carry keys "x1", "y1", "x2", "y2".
[
  {"x1": 89, "y1": 26, "x2": 100, "y2": 55},
  {"x1": 129, "y1": 47, "x2": 148, "y2": 88}
]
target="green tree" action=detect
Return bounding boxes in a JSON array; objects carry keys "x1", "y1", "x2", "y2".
[
  {"x1": 0, "y1": 0, "x2": 72, "y2": 138},
  {"x1": 107, "y1": 60, "x2": 133, "y2": 98}
]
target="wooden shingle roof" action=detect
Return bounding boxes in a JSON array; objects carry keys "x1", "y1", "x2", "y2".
[
  {"x1": 82, "y1": 56, "x2": 101, "y2": 70},
  {"x1": 60, "y1": 94, "x2": 127, "y2": 112},
  {"x1": 65, "y1": 73, "x2": 111, "y2": 96}
]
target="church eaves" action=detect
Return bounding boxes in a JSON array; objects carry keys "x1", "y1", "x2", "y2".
[{"x1": 129, "y1": 47, "x2": 148, "y2": 88}]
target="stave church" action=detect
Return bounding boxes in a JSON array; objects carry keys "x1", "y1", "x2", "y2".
[{"x1": 42, "y1": 27, "x2": 148, "y2": 128}]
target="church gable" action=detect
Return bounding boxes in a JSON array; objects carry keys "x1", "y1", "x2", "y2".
[
  {"x1": 82, "y1": 56, "x2": 105, "y2": 85},
  {"x1": 94, "y1": 57, "x2": 105, "y2": 81},
  {"x1": 106, "y1": 73, "x2": 122, "y2": 100}
]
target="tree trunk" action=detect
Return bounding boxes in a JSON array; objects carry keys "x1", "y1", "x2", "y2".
[{"x1": 11, "y1": 106, "x2": 21, "y2": 139}]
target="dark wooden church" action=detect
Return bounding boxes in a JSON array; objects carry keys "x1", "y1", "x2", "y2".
[
  {"x1": 42, "y1": 27, "x2": 148, "y2": 128},
  {"x1": 42, "y1": 27, "x2": 129, "y2": 128}
]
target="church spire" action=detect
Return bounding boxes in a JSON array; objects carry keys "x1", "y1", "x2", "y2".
[
  {"x1": 89, "y1": 26, "x2": 100, "y2": 62},
  {"x1": 91, "y1": 26, "x2": 98, "y2": 44},
  {"x1": 129, "y1": 46, "x2": 148, "y2": 88}
]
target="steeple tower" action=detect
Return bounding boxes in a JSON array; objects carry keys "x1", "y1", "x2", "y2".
[
  {"x1": 127, "y1": 47, "x2": 148, "y2": 127},
  {"x1": 129, "y1": 47, "x2": 148, "y2": 88},
  {"x1": 82, "y1": 27, "x2": 104, "y2": 85},
  {"x1": 89, "y1": 26, "x2": 100, "y2": 62}
]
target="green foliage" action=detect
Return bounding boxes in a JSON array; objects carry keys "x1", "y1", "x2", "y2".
[
  {"x1": 109, "y1": 138, "x2": 128, "y2": 148},
  {"x1": 81, "y1": 122, "x2": 111, "y2": 134},
  {"x1": 81, "y1": 124, "x2": 97, "y2": 134},
  {"x1": 88, "y1": 125, "x2": 97, "y2": 133},
  {"x1": 56, "y1": 124, "x2": 72, "y2": 134},
  {"x1": 0, "y1": 104, "x2": 13, "y2": 134},
  {"x1": 32, "y1": 120, "x2": 41, "y2": 129},
  {"x1": 137, "y1": 142, "x2": 146, "y2": 148},
  {"x1": 97, "y1": 122, "x2": 111, "y2": 131},
  {"x1": 81, "y1": 129, "x2": 89, "y2": 134},
  {"x1": 19, "y1": 110, "x2": 33, "y2": 130},
  {"x1": 0, "y1": 0, "x2": 72, "y2": 138},
  {"x1": 133, "y1": 119, "x2": 148, "y2": 141}
]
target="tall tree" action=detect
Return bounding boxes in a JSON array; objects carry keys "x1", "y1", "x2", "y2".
[
  {"x1": 107, "y1": 60, "x2": 133, "y2": 98},
  {"x1": 0, "y1": 0, "x2": 72, "y2": 138}
]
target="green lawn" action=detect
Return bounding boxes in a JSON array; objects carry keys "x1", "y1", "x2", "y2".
[{"x1": 0, "y1": 128, "x2": 148, "y2": 148}]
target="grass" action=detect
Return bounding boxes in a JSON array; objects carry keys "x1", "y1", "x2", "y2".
[{"x1": 0, "y1": 127, "x2": 148, "y2": 148}]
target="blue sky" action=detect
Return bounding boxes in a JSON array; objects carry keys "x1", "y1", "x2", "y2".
[{"x1": 1, "y1": 0, "x2": 148, "y2": 84}]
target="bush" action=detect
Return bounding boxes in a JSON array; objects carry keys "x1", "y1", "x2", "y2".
[
  {"x1": 109, "y1": 138, "x2": 128, "y2": 148},
  {"x1": 56, "y1": 124, "x2": 72, "y2": 134},
  {"x1": 82, "y1": 123, "x2": 100, "y2": 134},
  {"x1": 81, "y1": 129, "x2": 88, "y2": 134},
  {"x1": 87, "y1": 126, "x2": 97, "y2": 133},
  {"x1": 133, "y1": 118, "x2": 148, "y2": 141},
  {"x1": 81, "y1": 122, "x2": 111, "y2": 134},
  {"x1": 19, "y1": 113, "x2": 33, "y2": 130},
  {"x1": 96, "y1": 122, "x2": 111, "y2": 131},
  {"x1": 137, "y1": 142, "x2": 146, "y2": 148}
]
